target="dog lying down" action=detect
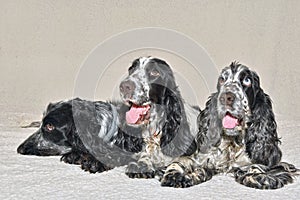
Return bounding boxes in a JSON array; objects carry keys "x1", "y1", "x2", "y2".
[
  {"x1": 17, "y1": 59, "x2": 298, "y2": 189},
  {"x1": 17, "y1": 98, "x2": 145, "y2": 172},
  {"x1": 161, "y1": 62, "x2": 299, "y2": 189},
  {"x1": 17, "y1": 57, "x2": 199, "y2": 177}
]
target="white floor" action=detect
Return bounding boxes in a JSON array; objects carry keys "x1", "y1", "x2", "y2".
[{"x1": 1, "y1": 111, "x2": 300, "y2": 200}]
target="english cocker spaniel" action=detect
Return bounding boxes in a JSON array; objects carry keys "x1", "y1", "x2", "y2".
[
  {"x1": 17, "y1": 57, "x2": 199, "y2": 177},
  {"x1": 17, "y1": 98, "x2": 135, "y2": 172},
  {"x1": 119, "y1": 57, "x2": 198, "y2": 178},
  {"x1": 161, "y1": 62, "x2": 298, "y2": 189}
]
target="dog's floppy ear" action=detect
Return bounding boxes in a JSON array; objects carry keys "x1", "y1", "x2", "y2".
[
  {"x1": 245, "y1": 71, "x2": 282, "y2": 167},
  {"x1": 196, "y1": 93, "x2": 222, "y2": 153},
  {"x1": 160, "y1": 87, "x2": 197, "y2": 157}
]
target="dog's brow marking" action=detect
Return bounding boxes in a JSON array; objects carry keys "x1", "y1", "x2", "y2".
[
  {"x1": 224, "y1": 66, "x2": 245, "y2": 84},
  {"x1": 233, "y1": 66, "x2": 246, "y2": 82},
  {"x1": 223, "y1": 69, "x2": 233, "y2": 84},
  {"x1": 139, "y1": 57, "x2": 152, "y2": 68},
  {"x1": 136, "y1": 57, "x2": 152, "y2": 103}
]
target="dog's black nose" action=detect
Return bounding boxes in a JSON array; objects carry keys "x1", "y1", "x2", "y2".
[
  {"x1": 120, "y1": 80, "x2": 135, "y2": 99},
  {"x1": 17, "y1": 144, "x2": 26, "y2": 154},
  {"x1": 219, "y1": 92, "x2": 236, "y2": 106}
]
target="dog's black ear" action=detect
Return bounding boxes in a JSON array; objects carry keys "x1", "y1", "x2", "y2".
[
  {"x1": 196, "y1": 93, "x2": 222, "y2": 153},
  {"x1": 245, "y1": 73, "x2": 282, "y2": 167},
  {"x1": 160, "y1": 87, "x2": 197, "y2": 157}
]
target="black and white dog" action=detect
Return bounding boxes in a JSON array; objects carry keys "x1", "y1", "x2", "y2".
[
  {"x1": 17, "y1": 57, "x2": 199, "y2": 177},
  {"x1": 119, "y1": 57, "x2": 198, "y2": 178},
  {"x1": 161, "y1": 62, "x2": 298, "y2": 189}
]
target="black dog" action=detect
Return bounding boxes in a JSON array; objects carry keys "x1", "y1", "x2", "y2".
[
  {"x1": 18, "y1": 57, "x2": 199, "y2": 177},
  {"x1": 161, "y1": 62, "x2": 298, "y2": 189},
  {"x1": 17, "y1": 98, "x2": 139, "y2": 172}
]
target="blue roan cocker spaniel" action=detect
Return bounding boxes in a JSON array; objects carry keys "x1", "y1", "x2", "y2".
[
  {"x1": 17, "y1": 57, "x2": 199, "y2": 178},
  {"x1": 161, "y1": 62, "x2": 299, "y2": 189}
]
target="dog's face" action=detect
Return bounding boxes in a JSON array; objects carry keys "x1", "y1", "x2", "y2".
[
  {"x1": 119, "y1": 57, "x2": 177, "y2": 125},
  {"x1": 17, "y1": 102, "x2": 73, "y2": 156},
  {"x1": 217, "y1": 62, "x2": 260, "y2": 136}
]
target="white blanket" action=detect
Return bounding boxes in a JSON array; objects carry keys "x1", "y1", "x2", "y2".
[{"x1": 1, "y1": 112, "x2": 299, "y2": 200}]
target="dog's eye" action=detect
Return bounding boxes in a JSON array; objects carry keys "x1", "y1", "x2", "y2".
[
  {"x1": 128, "y1": 67, "x2": 134, "y2": 74},
  {"x1": 128, "y1": 65, "x2": 137, "y2": 75},
  {"x1": 243, "y1": 77, "x2": 252, "y2": 87},
  {"x1": 219, "y1": 77, "x2": 225, "y2": 85},
  {"x1": 45, "y1": 123, "x2": 55, "y2": 132},
  {"x1": 150, "y1": 70, "x2": 160, "y2": 77}
]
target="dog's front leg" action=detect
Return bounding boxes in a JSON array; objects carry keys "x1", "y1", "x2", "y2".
[
  {"x1": 161, "y1": 155, "x2": 215, "y2": 188},
  {"x1": 125, "y1": 152, "x2": 157, "y2": 178}
]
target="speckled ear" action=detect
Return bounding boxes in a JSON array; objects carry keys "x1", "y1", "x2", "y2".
[
  {"x1": 245, "y1": 89, "x2": 282, "y2": 167},
  {"x1": 196, "y1": 93, "x2": 222, "y2": 153},
  {"x1": 159, "y1": 86, "x2": 197, "y2": 158}
]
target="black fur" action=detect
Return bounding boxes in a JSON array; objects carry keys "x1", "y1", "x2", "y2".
[
  {"x1": 17, "y1": 57, "x2": 199, "y2": 177},
  {"x1": 120, "y1": 57, "x2": 198, "y2": 178},
  {"x1": 161, "y1": 62, "x2": 298, "y2": 189},
  {"x1": 17, "y1": 98, "x2": 142, "y2": 173}
]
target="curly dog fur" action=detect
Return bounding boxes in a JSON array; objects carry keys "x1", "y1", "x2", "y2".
[
  {"x1": 17, "y1": 57, "x2": 199, "y2": 177},
  {"x1": 161, "y1": 62, "x2": 299, "y2": 189}
]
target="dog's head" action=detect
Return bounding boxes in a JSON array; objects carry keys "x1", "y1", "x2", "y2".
[
  {"x1": 17, "y1": 101, "x2": 73, "y2": 156},
  {"x1": 119, "y1": 57, "x2": 178, "y2": 125},
  {"x1": 217, "y1": 62, "x2": 261, "y2": 136}
]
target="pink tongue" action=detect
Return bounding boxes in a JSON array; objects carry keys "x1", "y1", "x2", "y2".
[
  {"x1": 222, "y1": 114, "x2": 239, "y2": 129},
  {"x1": 126, "y1": 105, "x2": 150, "y2": 124}
]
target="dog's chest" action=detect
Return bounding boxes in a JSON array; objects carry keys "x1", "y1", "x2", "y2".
[
  {"x1": 214, "y1": 138, "x2": 251, "y2": 173},
  {"x1": 144, "y1": 131, "x2": 160, "y2": 152},
  {"x1": 144, "y1": 129, "x2": 165, "y2": 163},
  {"x1": 139, "y1": 114, "x2": 172, "y2": 167},
  {"x1": 136, "y1": 131, "x2": 171, "y2": 168},
  {"x1": 142, "y1": 106, "x2": 162, "y2": 152}
]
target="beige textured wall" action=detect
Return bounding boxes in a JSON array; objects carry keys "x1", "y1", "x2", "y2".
[{"x1": 0, "y1": 0, "x2": 299, "y2": 119}]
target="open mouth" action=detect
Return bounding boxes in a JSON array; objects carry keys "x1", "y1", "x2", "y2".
[
  {"x1": 125, "y1": 102, "x2": 151, "y2": 125},
  {"x1": 222, "y1": 112, "x2": 242, "y2": 129}
]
